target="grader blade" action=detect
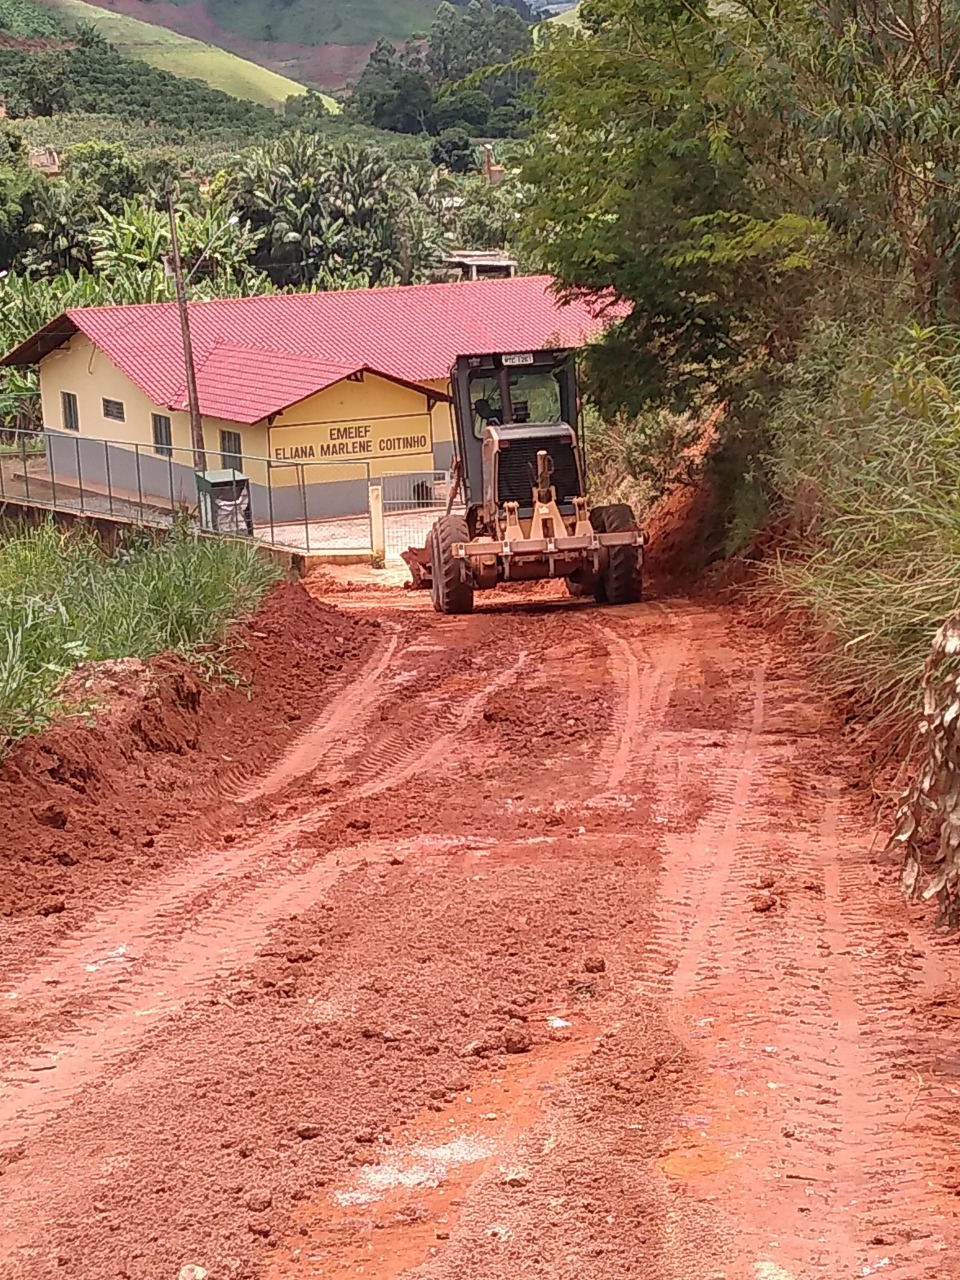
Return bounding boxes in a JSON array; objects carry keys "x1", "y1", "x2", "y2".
[{"x1": 402, "y1": 545, "x2": 433, "y2": 590}]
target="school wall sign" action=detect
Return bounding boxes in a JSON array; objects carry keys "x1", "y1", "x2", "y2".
[{"x1": 269, "y1": 414, "x2": 434, "y2": 465}]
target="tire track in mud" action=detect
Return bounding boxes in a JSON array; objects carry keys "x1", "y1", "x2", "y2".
[
  {"x1": 816, "y1": 794, "x2": 958, "y2": 1278},
  {"x1": 0, "y1": 649, "x2": 528, "y2": 1156},
  {"x1": 236, "y1": 626, "x2": 402, "y2": 803},
  {"x1": 627, "y1": 632, "x2": 960, "y2": 1280},
  {"x1": 654, "y1": 660, "x2": 767, "y2": 1000},
  {"x1": 591, "y1": 602, "x2": 692, "y2": 796}
]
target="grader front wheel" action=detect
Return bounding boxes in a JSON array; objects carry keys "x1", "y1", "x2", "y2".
[
  {"x1": 429, "y1": 514, "x2": 475, "y2": 615},
  {"x1": 590, "y1": 504, "x2": 643, "y2": 605}
]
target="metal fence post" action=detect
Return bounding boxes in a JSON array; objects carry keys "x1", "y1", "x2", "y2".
[
  {"x1": 266, "y1": 461, "x2": 276, "y2": 546},
  {"x1": 104, "y1": 440, "x2": 114, "y2": 516},
  {"x1": 75, "y1": 437, "x2": 85, "y2": 513},
  {"x1": 134, "y1": 443, "x2": 144, "y2": 521},
  {"x1": 19, "y1": 434, "x2": 30, "y2": 505},
  {"x1": 298, "y1": 463, "x2": 309, "y2": 553},
  {"x1": 369, "y1": 481, "x2": 385, "y2": 562},
  {"x1": 167, "y1": 452, "x2": 176, "y2": 528},
  {"x1": 47, "y1": 433, "x2": 57, "y2": 510}
]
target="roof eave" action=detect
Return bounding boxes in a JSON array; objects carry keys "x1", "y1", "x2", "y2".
[
  {"x1": 265, "y1": 365, "x2": 453, "y2": 425},
  {"x1": 1, "y1": 313, "x2": 80, "y2": 367}
]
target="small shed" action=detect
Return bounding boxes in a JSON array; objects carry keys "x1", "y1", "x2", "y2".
[{"x1": 442, "y1": 250, "x2": 518, "y2": 282}]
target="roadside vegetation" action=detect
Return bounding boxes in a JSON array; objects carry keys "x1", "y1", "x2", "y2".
[
  {"x1": 0, "y1": 521, "x2": 279, "y2": 749},
  {"x1": 525, "y1": 0, "x2": 960, "y2": 726}
]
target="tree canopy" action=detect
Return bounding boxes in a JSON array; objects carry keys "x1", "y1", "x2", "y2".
[
  {"x1": 349, "y1": 0, "x2": 534, "y2": 143},
  {"x1": 526, "y1": 0, "x2": 960, "y2": 420}
]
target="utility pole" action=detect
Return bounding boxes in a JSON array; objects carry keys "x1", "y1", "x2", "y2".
[{"x1": 166, "y1": 190, "x2": 207, "y2": 473}]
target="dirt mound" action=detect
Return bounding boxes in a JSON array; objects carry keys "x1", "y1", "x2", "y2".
[
  {"x1": 643, "y1": 470, "x2": 723, "y2": 587},
  {"x1": 0, "y1": 583, "x2": 378, "y2": 924},
  {"x1": 642, "y1": 408, "x2": 727, "y2": 589}
]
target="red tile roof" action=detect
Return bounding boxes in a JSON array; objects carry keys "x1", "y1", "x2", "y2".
[{"x1": 3, "y1": 276, "x2": 620, "y2": 425}]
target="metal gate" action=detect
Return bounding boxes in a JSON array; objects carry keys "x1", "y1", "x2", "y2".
[{"x1": 380, "y1": 470, "x2": 455, "y2": 561}]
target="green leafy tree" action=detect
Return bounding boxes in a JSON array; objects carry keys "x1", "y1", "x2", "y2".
[
  {"x1": 432, "y1": 127, "x2": 475, "y2": 174},
  {"x1": 351, "y1": 41, "x2": 435, "y2": 135},
  {"x1": 528, "y1": 0, "x2": 960, "y2": 419},
  {"x1": 350, "y1": 1, "x2": 534, "y2": 138},
  {"x1": 0, "y1": 125, "x2": 39, "y2": 270},
  {"x1": 284, "y1": 90, "x2": 331, "y2": 123},
  {"x1": 373, "y1": 68, "x2": 435, "y2": 134},
  {"x1": 22, "y1": 179, "x2": 97, "y2": 276},
  {"x1": 427, "y1": 0, "x2": 531, "y2": 83},
  {"x1": 61, "y1": 141, "x2": 146, "y2": 213},
  {"x1": 451, "y1": 174, "x2": 527, "y2": 249},
  {"x1": 18, "y1": 143, "x2": 151, "y2": 278},
  {"x1": 227, "y1": 133, "x2": 448, "y2": 288},
  {"x1": 525, "y1": 0, "x2": 823, "y2": 422},
  {"x1": 432, "y1": 87, "x2": 491, "y2": 133}
]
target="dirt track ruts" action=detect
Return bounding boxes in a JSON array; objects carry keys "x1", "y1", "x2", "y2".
[{"x1": 1, "y1": 582, "x2": 960, "y2": 1280}]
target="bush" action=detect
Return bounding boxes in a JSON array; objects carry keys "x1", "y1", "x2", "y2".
[
  {"x1": 0, "y1": 521, "x2": 279, "y2": 748},
  {"x1": 431, "y1": 127, "x2": 474, "y2": 174},
  {"x1": 583, "y1": 403, "x2": 700, "y2": 513},
  {"x1": 767, "y1": 321, "x2": 960, "y2": 744}
]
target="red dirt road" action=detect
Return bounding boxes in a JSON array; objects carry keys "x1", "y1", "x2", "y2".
[{"x1": 2, "y1": 580, "x2": 960, "y2": 1280}]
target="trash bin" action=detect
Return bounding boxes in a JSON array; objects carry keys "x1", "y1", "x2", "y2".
[{"x1": 195, "y1": 469, "x2": 254, "y2": 536}]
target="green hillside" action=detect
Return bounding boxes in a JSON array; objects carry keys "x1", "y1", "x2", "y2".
[
  {"x1": 547, "y1": 5, "x2": 579, "y2": 27},
  {"x1": 38, "y1": 0, "x2": 339, "y2": 110},
  {"x1": 159, "y1": 0, "x2": 438, "y2": 47}
]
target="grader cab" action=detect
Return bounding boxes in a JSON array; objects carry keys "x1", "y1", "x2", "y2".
[{"x1": 403, "y1": 348, "x2": 645, "y2": 614}]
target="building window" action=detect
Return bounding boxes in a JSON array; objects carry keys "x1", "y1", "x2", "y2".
[
  {"x1": 220, "y1": 429, "x2": 243, "y2": 472},
  {"x1": 102, "y1": 397, "x2": 125, "y2": 422},
  {"x1": 61, "y1": 391, "x2": 79, "y2": 432},
  {"x1": 152, "y1": 413, "x2": 172, "y2": 459}
]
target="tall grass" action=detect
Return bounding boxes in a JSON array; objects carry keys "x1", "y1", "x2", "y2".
[
  {"x1": 766, "y1": 321, "x2": 960, "y2": 746},
  {"x1": 0, "y1": 521, "x2": 280, "y2": 748}
]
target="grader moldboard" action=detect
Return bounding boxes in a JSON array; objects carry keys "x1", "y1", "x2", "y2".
[{"x1": 403, "y1": 347, "x2": 646, "y2": 614}]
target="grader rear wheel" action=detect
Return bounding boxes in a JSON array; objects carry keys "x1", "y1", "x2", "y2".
[{"x1": 429, "y1": 514, "x2": 475, "y2": 615}]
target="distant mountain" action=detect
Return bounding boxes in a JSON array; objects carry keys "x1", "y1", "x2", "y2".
[{"x1": 52, "y1": 0, "x2": 535, "y2": 91}]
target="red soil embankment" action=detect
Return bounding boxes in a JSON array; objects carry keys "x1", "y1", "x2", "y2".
[{"x1": 0, "y1": 582, "x2": 378, "y2": 923}]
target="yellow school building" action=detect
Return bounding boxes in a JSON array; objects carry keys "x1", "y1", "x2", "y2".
[{"x1": 2, "y1": 276, "x2": 612, "y2": 525}]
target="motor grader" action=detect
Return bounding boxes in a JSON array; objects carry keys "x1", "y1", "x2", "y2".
[{"x1": 403, "y1": 347, "x2": 645, "y2": 614}]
